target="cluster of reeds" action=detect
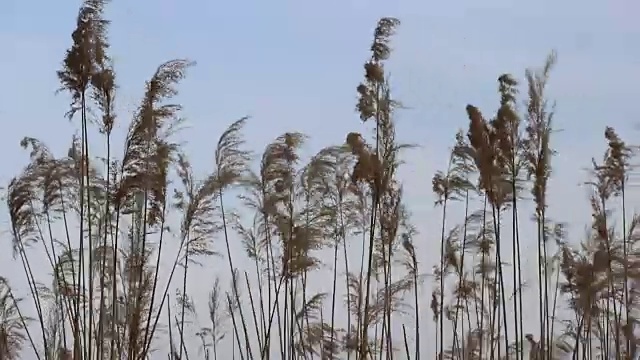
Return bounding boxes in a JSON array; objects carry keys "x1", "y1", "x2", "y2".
[
  {"x1": 429, "y1": 50, "x2": 640, "y2": 360},
  {"x1": 1, "y1": 1, "x2": 639, "y2": 360}
]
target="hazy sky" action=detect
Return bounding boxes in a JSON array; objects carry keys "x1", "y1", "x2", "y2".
[{"x1": 1, "y1": 0, "x2": 639, "y2": 357}]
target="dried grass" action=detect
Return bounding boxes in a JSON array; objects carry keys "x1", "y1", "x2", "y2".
[{"x1": 2, "y1": 2, "x2": 639, "y2": 360}]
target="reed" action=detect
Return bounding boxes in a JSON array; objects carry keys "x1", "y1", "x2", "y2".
[{"x1": 2, "y1": 2, "x2": 638, "y2": 360}]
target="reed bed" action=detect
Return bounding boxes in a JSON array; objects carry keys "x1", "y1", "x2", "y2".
[{"x1": 1, "y1": 1, "x2": 637, "y2": 360}]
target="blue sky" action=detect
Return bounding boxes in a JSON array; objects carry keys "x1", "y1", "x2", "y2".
[
  {"x1": 1, "y1": 0, "x2": 638, "y2": 195},
  {"x1": 1, "y1": 0, "x2": 639, "y2": 356}
]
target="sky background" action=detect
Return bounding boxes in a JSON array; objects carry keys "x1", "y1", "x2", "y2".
[{"x1": 1, "y1": 0, "x2": 639, "y2": 357}]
